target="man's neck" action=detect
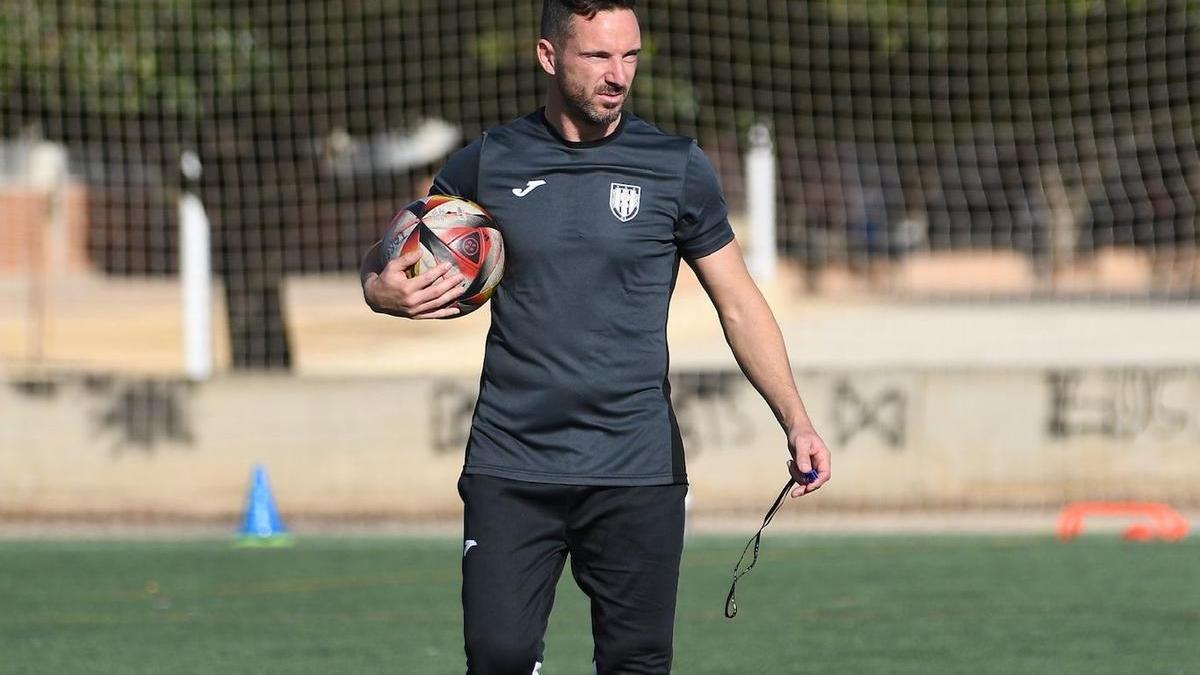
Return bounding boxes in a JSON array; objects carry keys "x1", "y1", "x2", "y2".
[{"x1": 543, "y1": 98, "x2": 622, "y2": 143}]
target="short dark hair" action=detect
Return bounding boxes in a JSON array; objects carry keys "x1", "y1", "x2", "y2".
[{"x1": 540, "y1": 0, "x2": 637, "y2": 44}]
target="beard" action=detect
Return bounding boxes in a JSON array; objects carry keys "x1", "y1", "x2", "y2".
[{"x1": 558, "y1": 75, "x2": 626, "y2": 127}]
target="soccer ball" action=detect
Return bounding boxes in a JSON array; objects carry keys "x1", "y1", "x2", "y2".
[{"x1": 380, "y1": 195, "x2": 505, "y2": 316}]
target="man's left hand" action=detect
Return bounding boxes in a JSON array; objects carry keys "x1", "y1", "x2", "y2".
[{"x1": 787, "y1": 427, "x2": 831, "y2": 498}]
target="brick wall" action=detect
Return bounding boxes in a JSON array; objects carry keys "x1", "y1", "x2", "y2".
[{"x1": 0, "y1": 183, "x2": 90, "y2": 275}]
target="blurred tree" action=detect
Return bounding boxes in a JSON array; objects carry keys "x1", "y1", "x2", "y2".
[
  {"x1": 0, "y1": 0, "x2": 296, "y2": 369},
  {"x1": 2, "y1": 0, "x2": 1198, "y2": 344}
]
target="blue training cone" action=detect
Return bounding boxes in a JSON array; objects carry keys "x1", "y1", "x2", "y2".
[{"x1": 236, "y1": 464, "x2": 292, "y2": 547}]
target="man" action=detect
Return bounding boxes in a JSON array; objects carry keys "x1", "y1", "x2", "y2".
[{"x1": 361, "y1": 1, "x2": 831, "y2": 672}]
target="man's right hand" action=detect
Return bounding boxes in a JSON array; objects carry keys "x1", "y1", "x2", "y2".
[{"x1": 362, "y1": 249, "x2": 466, "y2": 319}]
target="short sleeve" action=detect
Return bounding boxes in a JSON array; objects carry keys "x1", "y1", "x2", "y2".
[
  {"x1": 675, "y1": 142, "x2": 735, "y2": 259},
  {"x1": 429, "y1": 136, "x2": 484, "y2": 200}
]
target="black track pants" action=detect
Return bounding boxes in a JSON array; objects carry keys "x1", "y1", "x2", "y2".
[{"x1": 458, "y1": 474, "x2": 688, "y2": 675}]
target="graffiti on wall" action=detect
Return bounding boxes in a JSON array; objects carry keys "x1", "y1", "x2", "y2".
[
  {"x1": 1046, "y1": 369, "x2": 1192, "y2": 441},
  {"x1": 670, "y1": 371, "x2": 755, "y2": 454},
  {"x1": 91, "y1": 378, "x2": 195, "y2": 452},
  {"x1": 425, "y1": 371, "x2": 757, "y2": 456},
  {"x1": 430, "y1": 380, "x2": 477, "y2": 454},
  {"x1": 831, "y1": 379, "x2": 908, "y2": 449},
  {"x1": 10, "y1": 375, "x2": 195, "y2": 452}
]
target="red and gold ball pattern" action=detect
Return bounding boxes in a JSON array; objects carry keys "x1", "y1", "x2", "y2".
[{"x1": 381, "y1": 195, "x2": 505, "y2": 316}]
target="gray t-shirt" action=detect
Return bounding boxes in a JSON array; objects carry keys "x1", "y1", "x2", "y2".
[{"x1": 431, "y1": 109, "x2": 734, "y2": 486}]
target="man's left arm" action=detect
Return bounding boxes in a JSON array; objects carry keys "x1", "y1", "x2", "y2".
[{"x1": 689, "y1": 239, "x2": 831, "y2": 497}]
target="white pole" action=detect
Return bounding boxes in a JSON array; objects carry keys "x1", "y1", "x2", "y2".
[
  {"x1": 744, "y1": 123, "x2": 777, "y2": 281},
  {"x1": 29, "y1": 142, "x2": 69, "y2": 270},
  {"x1": 26, "y1": 142, "x2": 68, "y2": 364},
  {"x1": 179, "y1": 150, "x2": 213, "y2": 381}
]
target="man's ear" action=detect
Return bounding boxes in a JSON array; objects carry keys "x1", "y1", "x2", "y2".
[{"x1": 536, "y1": 38, "x2": 557, "y2": 76}]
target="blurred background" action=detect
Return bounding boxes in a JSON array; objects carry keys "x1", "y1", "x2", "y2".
[
  {"x1": 2, "y1": 3, "x2": 1199, "y2": 673},
  {"x1": 1, "y1": 0, "x2": 1199, "y2": 523}
]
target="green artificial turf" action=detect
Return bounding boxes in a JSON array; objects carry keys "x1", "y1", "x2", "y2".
[{"x1": 0, "y1": 535, "x2": 1196, "y2": 674}]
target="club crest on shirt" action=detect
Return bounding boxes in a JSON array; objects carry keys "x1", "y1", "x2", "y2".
[{"x1": 609, "y1": 182, "x2": 641, "y2": 222}]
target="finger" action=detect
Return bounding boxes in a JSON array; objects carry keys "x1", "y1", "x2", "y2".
[
  {"x1": 416, "y1": 261, "x2": 457, "y2": 284},
  {"x1": 412, "y1": 265, "x2": 463, "y2": 299},
  {"x1": 390, "y1": 249, "x2": 422, "y2": 270},
  {"x1": 810, "y1": 445, "x2": 832, "y2": 487},
  {"x1": 787, "y1": 460, "x2": 809, "y2": 498},
  {"x1": 803, "y1": 465, "x2": 829, "y2": 492},
  {"x1": 791, "y1": 446, "x2": 814, "y2": 476},
  {"x1": 385, "y1": 256, "x2": 454, "y2": 288},
  {"x1": 410, "y1": 282, "x2": 466, "y2": 317},
  {"x1": 398, "y1": 266, "x2": 459, "y2": 309},
  {"x1": 787, "y1": 459, "x2": 803, "y2": 481},
  {"x1": 412, "y1": 305, "x2": 462, "y2": 320},
  {"x1": 380, "y1": 253, "x2": 418, "y2": 282},
  {"x1": 806, "y1": 464, "x2": 829, "y2": 492},
  {"x1": 410, "y1": 273, "x2": 465, "y2": 314},
  {"x1": 804, "y1": 471, "x2": 829, "y2": 493}
]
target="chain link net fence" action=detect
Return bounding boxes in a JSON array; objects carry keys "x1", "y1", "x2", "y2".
[{"x1": 1, "y1": 0, "x2": 1198, "y2": 372}]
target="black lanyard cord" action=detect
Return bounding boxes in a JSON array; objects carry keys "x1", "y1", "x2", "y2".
[{"x1": 724, "y1": 477, "x2": 796, "y2": 619}]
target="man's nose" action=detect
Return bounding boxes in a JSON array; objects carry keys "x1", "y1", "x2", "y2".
[{"x1": 605, "y1": 59, "x2": 631, "y2": 88}]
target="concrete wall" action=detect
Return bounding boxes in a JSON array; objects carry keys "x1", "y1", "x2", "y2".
[{"x1": 2, "y1": 367, "x2": 1198, "y2": 518}]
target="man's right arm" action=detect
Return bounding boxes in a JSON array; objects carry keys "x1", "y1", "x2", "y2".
[
  {"x1": 360, "y1": 136, "x2": 484, "y2": 319},
  {"x1": 361, "y1": 244, "x2": 465, "y2": 320}
]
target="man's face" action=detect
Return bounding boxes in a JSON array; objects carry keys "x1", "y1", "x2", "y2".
[{"x1": 552, "y1": 9, "x2": 641, "y2": 127}]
